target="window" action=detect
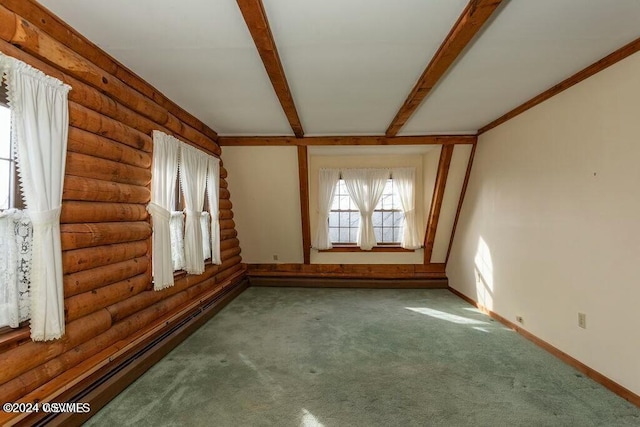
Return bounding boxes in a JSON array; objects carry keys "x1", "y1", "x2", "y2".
[
  {"x1": 0, "y1": 82, "x2": 16, "y2": 210},
  {"x1": 329, "y1": 178, "x2": 404, "y2": 245}
]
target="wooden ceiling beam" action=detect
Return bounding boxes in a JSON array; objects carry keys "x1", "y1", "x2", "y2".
[
  {"x1": 236, "y1": 0, "x2": 304, "y2": 138},
  {"x1": 385, "y1": 0, "x2": 504, "y2": 137},
  {"x1": 218, "y1": 135, "x2": 476, "y2": 146}
]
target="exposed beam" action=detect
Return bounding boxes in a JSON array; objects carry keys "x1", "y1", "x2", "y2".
[
  {"x1": 219, "y1": 135, "x2": 476, "y2": 146},
  {"x1": 423, "y1": 145, "x2": 454, "y2": 263},
  {"x1": 479, "y1": 36, "x2": 640, "y2": 134},
  {"x1": 445, "y1": 143, "x2": 477, "y2": 264},
  {"x1": 236, "y1": 0, "x2": 304, "y2": 138},
  {"x1": 386, "y1": 0, "x2": 504, "y2": 137},
  {"x1": 297, "y1": 146, "x2": 311, "y2": 264}
]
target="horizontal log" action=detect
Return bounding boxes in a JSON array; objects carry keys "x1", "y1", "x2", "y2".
[
  {"x1": 219, "y1": 199, "x2": 232, "y2": 210},
  {"x1": 61, "y1": 201, "x2": 148, "y2": 224},
  {"x1": 62, "y1": 241, "x2": 148, "y2": 274},
  {"x1": 61, "y1": 222, "x2": 152, "y2": 251},
  {"x1": 66, "y1": 152, "x2": 151, "y2": 187},
  {"x1": 220, "y1": 238, "x2": 240, "y2": 252},
  {"x1": 219, "y1": 188, "x2": 230, "y2": 200},
  {"x1": 220, "y1": 167, "x2": 228, "y2": 179},
  {"x1": 219, "y1": 209, "x2": 233, "y2": 220},
  {"x1": 220, "y1": 228, "x2": 238, "y2": 241},
  {"x1": 64, "y1": 256, "x2": 149, "y2": 297},
  {"x1": 219, "y1": 179, "x2": 228, "y2": 189},
  {"x1": 68, "y1": 127, "x2": 151, "y2": 169},
  {"x1": 65, "y1": 274, "x2": 149, "y2": 322},
  {"x1": 0, "y1": 309, "x2": 112, "y2": 385},
  {"x1": 69, "y1": 102, "x2": 152, "y2": 152},
  {"x1": 219, "y1": 219, "x2": 236, "y2": 230},
  {"x1": 215, "y1": 263, "x2": 245, "y2": 283},
  {"x1": 63, "y1": 175, "x2": 150, "y2": 204},
  {"x1": 220, "y1": 246, "x2": 242, "y2": 261}
]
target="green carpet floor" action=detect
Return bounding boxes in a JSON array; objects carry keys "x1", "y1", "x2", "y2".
[{"x1": 85, "y1": 287, "x2": 640, "y2": 426}]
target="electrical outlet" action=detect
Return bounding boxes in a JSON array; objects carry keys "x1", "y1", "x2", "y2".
[
  {"x1": 273, "y1": 254, "x2": 278, "y2": 261},
  {"x1": 516, "y1": 316, "x2": 524, "y2": 324},
  {"x1": 578, "y1": 312, "x2": 586, "y2": 329}
]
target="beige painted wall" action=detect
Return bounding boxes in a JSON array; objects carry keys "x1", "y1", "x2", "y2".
[
  {"x1": 308, "y1": 153, "x2": 426, "y2": 264},
  {"x1": 447, "y1": 52, "x2": 640, "y2": 395},
  {"x1": 431, "y1": 145, "x2": 473, "y2": 263},
  {"x1": 222, "y1": 146, "x2": 303, "y2": 263}
]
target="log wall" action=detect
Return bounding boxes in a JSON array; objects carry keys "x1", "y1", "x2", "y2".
[{"x1": 0, "y1": 0, "x2": 244, "y2": 412}]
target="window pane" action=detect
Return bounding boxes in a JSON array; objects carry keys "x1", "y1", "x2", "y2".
[
  {"x1": 0, "y1": 106, "x2": 10, "y2": 159},
  {"x1": 383, "y1": 211, "x2": 394, "y2": 227},
  {"x1": 349, "y1": 212, "x2": 359, "y2": 227},
  {"x1": 328, "y1": 212, "x2": 339, "y2": 227},
  {"x1": 372, "y1": 211, "x2": 382, "y2": 227},
  {"x1": 394, "y1": 213, "x2": 404, "y2": 227},
  {"x1": 329, "y1": 228, "x2": 339, "y2": 243},
  {"x1": 0, "y1": 159, "x2": 10, "y2": 209},
  {"x1": 339, "y1": 195, "x2": 351, "y2": 210},
  {"x1": 393, "y1": 227, "x2": 402, "y2": 243},
  {"x1": 338, "y1": 228, "x2": 350, "y2": 243},
  {"x1": 349, "y1": 228, "x2": 358, "y2": 243},
  {"x1": 374, "y1": 227, "x2": 382, "y2": 242},
  {"x1": 382, "y1": 228, "x2": 394, "y2": 243},
  {"x1": 339, "y1": 211, "x2": 350, "y2": 227},
  {"x1": 330, "y1": 193, "x2": 340, "y2": 210}
]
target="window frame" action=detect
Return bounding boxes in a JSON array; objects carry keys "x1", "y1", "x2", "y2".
[{"x1": 0, "y1": 81, "x2": 23, "y2": 211}]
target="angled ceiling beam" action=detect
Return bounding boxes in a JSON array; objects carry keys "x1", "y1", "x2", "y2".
[
  {"x1": 385, "y1": 0, "x2": 504, "y2": 137},
  {"x1": 218, "y1": 135, "x2": 476, "y2": 146},
  {"x1": 236, "y1": 0, "x2": 304, "y2": 138}
]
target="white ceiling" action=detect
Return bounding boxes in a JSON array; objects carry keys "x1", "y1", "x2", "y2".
[{"x1": 38, "y1": 0, "x2": 640, "y2": 137}]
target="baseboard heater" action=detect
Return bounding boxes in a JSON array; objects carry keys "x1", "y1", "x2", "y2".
[{"x1": 28, "y1": 277, "x2": 249, "y2": 427}]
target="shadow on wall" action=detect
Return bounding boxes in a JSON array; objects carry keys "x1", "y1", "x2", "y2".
[{"x1": 474, "y1": 236, "x2": 494, "y2": 311}]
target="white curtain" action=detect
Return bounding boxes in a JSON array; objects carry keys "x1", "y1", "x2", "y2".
[
  {"x1": 148, "y1": 131, "x2": 180, "y2": 290},
  {"x1": 342, "y1": 168, "x2": 390, "y2": 250},
  {"x1": 169, "y1": 211, "x2": 186, "y2": 271},
  {"x1": 206, "y1": 156, "x2": 221, "y2": 265},
  {"x1": 0, "y1": 210, "x2": 32, "y2": 328},
  {"x1": 392, "y1": 167, "x2": 421, "y2": 249},
  {"x1": 180, "y1": 143, "x2": 209, "y2": 274},
  {"x1": 313, "y1": 168, "x2": 340, "y2": 250},
  {"x1": 3, "y1": 53, "x2": 71, "y2": 341},
  {"x1": 201, "y1": 211, "x2": 211, "y2": 261}
]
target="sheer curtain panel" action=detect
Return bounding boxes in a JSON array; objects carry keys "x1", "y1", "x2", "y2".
[
  {"x1": 201, "y1": 211, "x2": 211, "y2": 261},
  {"x1": 206, "y1": 156, "x2": 221, "y2": 264},
  {"x1": 342, "y1": 168, "x2": 390, "y2": 250},
  {"x1": 392, "y1": 167, "x2": 421, "y2": 249},
  {"x1": 148, "y1": 131, "x2": 180, "y2": 290},
  {"x1": 170, "y1": 211, "x2": 186, "y2": 271},
  {"x1": 313, "y1": 168, "x2": 340, "y2": 250},
  {"x1": 2, "y1": 53, "x2": 71, "y2": 340},
  {"x1": 180, "y1": 143, "x2": 209, "y2": 274}
]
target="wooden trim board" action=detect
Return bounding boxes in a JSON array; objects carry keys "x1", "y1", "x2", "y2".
[
  {"x1": 218, "y1": 135, "x2": 476, "y2": 146},
  {"x1": 448, "y1": 287, "x2": 640, "y2": 408},
  {"x1": 247, "y1": 263, "x2": 446, "y2": 280},
  {"x1": 297, "y1": 146, "x2": 311, "y2": 264},
  {"x1": 250, "y1": 276, "x2": 448, "y2": 289},
  {"x1": 423, "y1": 144, "x2": 454, "y2": 263}
]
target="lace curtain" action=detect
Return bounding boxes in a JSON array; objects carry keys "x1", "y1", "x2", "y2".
[
  {"x1": 201, "y1": 211, "x2": 211, "y2": 261},
  {"x1": 313, "y1": 168, "x2": 340, "y2": 250},
  {"x1": 341, "y1": 168, "x2": 390, "y2": 250},
  {"x1": 206, "y1": 156, "x2": 221, "y2": 265},
  {"x1": 2, "y1": 53, "x2": 70, "y2": 341},
  {"x1": 148, "y1": 131, "x2": 180, "y2": 290},
  {"x1": 170, "y1": 211, "x2": 186, "y2": 271},
  {"x1": 179, "y1": 142, "x2": 209, "y2": 275},
  {"x1": 0, "y1": 210, "x2": 32, "y2": 328},
  {"x1": 392, "y1": 167, "x2": 421, "y2": 249}
]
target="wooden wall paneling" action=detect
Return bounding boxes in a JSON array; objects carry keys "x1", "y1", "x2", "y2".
[
  {"x1": 236, "y1": 0, "x2": 304, "y2": 137},
  {"x1": 64, "y1": 257, "x2": 150, "y2": 298},
  {"x1": 60, "y1": 222, "x2": 152, "y2": 251},
  {"x1": 218, "y1": 135, "x2": 477, "y2": 146},
  {"x1": 385, "y1": 0, "x2": 504, "y2": 136},
  {"x1": 60, "y1": 201, "x2": 148, "y2": 224},
  {"x1": 62, "y1": 241, "x2": 149, "y2": 274},
  {"x1": 479, "y1": 36, "x2": 640, "y2": 134},
  {"x1": 423, "y1": 145, "x2": 454, "y2": 263},
  {"x1": 65, "y1": 152, "x2": 151, "y2": 187},
  {"x1": 62, "y1": 175, "x2": 151, "y2": 204},
  {"x1": 67, "y1": 127, "x2": 151, "y2": 169},
  {"x1": 297, "y1": 145, "x2": 311, "y2": 263},
  {"x1": 445, "y1": 143, "x2": 477, "y2": 264}
]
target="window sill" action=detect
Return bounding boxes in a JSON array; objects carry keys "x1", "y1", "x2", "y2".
[
  {"x1": 0, "y1": 325, "x2": 31, "y2": 351},
  {"x1": 318, "y1": 245, "x2": 416, "y2": 253},
  {"x1": 173, "y1": 259, "x2": 214, "y2": 278}
]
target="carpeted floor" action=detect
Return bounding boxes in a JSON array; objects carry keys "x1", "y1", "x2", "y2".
[{"x1": 85, "y1": 287, "x2": 640, "y2": 426}]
